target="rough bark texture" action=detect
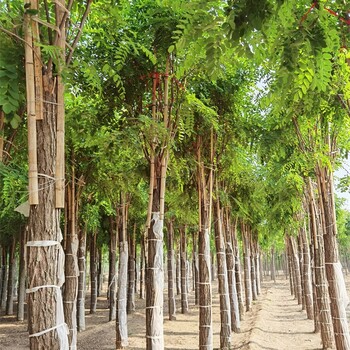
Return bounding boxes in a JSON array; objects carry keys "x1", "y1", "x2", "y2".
[
  {"x1": 308, "y1": 178, "x2": 333, "y2": 348},
  {"x1": 317, "y1": 167, "x2": 350, "y2": 349},
  {"x1": 26, "y1": 75, "x2": 68, "y2": 349},
  {"x1": 214, "y1": 197, "x2": 231, "y2": 349},
  {"x1": 167, "y1": 220, "x2": 176, "y2": 320}
]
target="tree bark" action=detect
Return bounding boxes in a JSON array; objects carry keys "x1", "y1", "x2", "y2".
[
  {"x1": 63, "y1": 173, "x2": 79, "y2": 350},
  {"x1": 308, "y1": 177, "x2": 333, "y2": 348},
  {"x1": 214, "y1": 192, "x2": 231, "y2": 349},
  {"x1": 197, "y1": 139, "x2": 213, "y2": 350},
  {"x1": 317, "y1": 167, "x2": 350, "y2": 349},
  {"x1": 26, "y1": 76, "x2": 68, "y2": 350}
]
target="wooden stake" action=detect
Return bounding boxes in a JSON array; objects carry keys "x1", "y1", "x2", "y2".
[
  {"x1": 24, "y1": 3, "x2": 39, "y2": 205},
  {"x1": 55, "y1": 0, "x2": 66, "y2": 208},
  {"x1": 31, "y1": 0, "x2": 43, "y2": 120}
]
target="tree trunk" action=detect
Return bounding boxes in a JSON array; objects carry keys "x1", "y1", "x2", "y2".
[
  {"x1": 255, "y1": 244, "x2": 261, "y2": 296},
  {"x1": 250, "y1": 238, "x2": 258, "y2": 302},
  {"x1": 127, "y1": 223, "x2": 136, "y2": 314},
  {"x1": 317, "y1": 167, "x2": 350, "y2": 349},
  {"x1": 289, "y1": 236, "x2": 302, "y2": 305},
  {"x1": 116, "y1": 195, "x2": 129, "y2": 349},
  {"x1": 139, "y1": 235, "x2": 145, "y2": 299},
  {"x1": 297, "y1": 234, "x2": 305, "y2": 310},
  {"x1": 242, "y1": 221, "x2": 252, "y2": 312},
  {"x1": 176, "y1": 248, "x2": 181, "y2": 296},
  {"x1": 97, "y1": 247, "x2": 103, "y2": 297},
  {"x1": 214, "y1": 193, "x2": 231, "y2": 349},
  {"x1": 63, "y1": 176, "x2": 79, "y2": 350},
  {"x1": 167, "y1": 220, "x2": 176, "y2": 320},
  {"x1": 224, "y1": 214, "x2": 240, "y2": 333},
  {"x1": 197, "y1": 137, "x2": 213, "y2": 350},
  {"x1": 270, "y1": 246, "x2": 276, "y2": 282},
  {"x1": 1, "y1": 247, "x2": 8, "y2": 311},
  {"x1": 232, "y1": 222, "x2": 244, "y2": 318},
  {"x1": 6, "y1": 237, "x2": 16, "y2": 315},
  {"x1": 90, "y1": 232, "x2": 98, "y2": 314},
  {"x1": 26, "y1": 78, "x2": 68, "y2": 350},
  {"x1": 308, "y1": 177, "x2": 333, "y2": 348},
  {"x1": 180, "y1": 227, "x2": 189, "y2": 314},
  {"x1": 109, "y1": 215, "x2": 117, "y2": 321},
  {"x1": 77, "y1": 226, "x2": 87, "y2": 331},
  {"x1": 300, "y1": 224, "x2": 313, "y2": 320},
  {"x1": 192, "y1": 231, "x2": 199, "y2": 306},
  {"x1": 146, "y1": 158, "x2": 164, "y2": 350},
  {"x1": 17, "y1": 226, "x2": 27, "y2": 321}
]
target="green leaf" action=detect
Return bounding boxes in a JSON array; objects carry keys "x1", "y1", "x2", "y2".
[{"x1": 168, "y1": 45, "x2": 175, "y2": 53}]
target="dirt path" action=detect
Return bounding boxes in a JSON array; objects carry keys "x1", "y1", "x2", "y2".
[
  {"x1": 249, "y1": 279, "x2": 322, "y2": 350},
  {"x1": 0, "y1": 277, "x2": 332, "y2": 349}
]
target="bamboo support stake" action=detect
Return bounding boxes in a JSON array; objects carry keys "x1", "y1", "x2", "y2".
[
  {"x1": 24, "y1": 4, "x2": 39, "y2": 205},
  {"x1": 55, "y1": 0, "x2": 66, "y2": 208},
  {"x1": 31, "y1": 0, "x2": 43, "y2": 120}
]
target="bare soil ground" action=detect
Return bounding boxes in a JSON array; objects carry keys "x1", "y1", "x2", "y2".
[{"x1": 0, "y1": 276, "x2": 344, "y2": 349}]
